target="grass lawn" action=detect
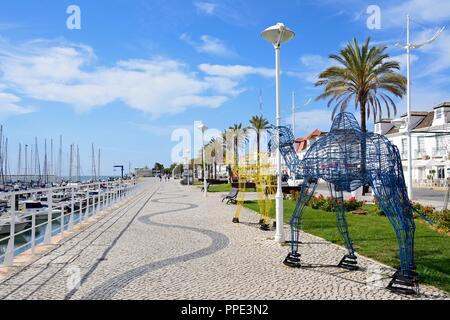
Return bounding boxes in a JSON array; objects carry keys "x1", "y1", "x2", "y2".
[
  {"x1": 244, "y1": 199, "x2": 450, "y2": 293},
  {"x1": 196, "y1": 184, "x2": 232, "y2": 193}
]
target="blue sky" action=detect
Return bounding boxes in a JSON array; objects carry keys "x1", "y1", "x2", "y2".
[{"x1": 0, "y1": 0, "x2": 449, "y2": 174}]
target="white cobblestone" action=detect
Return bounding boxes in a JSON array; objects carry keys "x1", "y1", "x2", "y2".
[{"x1": 0, "y1": 179, "x2": 447, "y2": 300}]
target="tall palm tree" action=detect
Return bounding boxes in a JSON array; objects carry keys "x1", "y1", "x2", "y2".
[
  {"x1": 249, "y1": 115, "x2": 270, "y2": 167},
  {"x1": 228, "y1": 123, "x2": 249, "y2": 166},
  {"x1": 315, "y1": 37, "x2": 407, "y2": 133},
  {"x1": 205, "y1": 137, "x2": 222, "y2": 179}
]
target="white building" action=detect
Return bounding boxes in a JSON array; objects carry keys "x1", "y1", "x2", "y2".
[{"x1": 375, "y1": 102, "x2": 450, "y2": 187}]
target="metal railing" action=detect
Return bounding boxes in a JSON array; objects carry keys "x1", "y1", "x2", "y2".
[
  {"x1": 432, "y1": 148, "x2": 448, "y2": 158},
  {"x1": 0, "y1": 179, "x2": 138, "y2": 267},
  {"x1": 414, "y1": 150, "x2": 428, "y2": 159},
  {"x1": 414, "y1": 179, "x2": 449, "y2": 188}
]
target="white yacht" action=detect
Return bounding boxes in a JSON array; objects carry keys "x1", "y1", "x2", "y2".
[
  {"x1": 0, "y1": 214, "x2": 29, "y2": 236},
  {"x1": 19, "y1": 200, "x2": 63, "y2": 222}
]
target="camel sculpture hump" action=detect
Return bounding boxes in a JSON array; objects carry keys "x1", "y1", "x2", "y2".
[{"x1": 302, "y1": 112, "x2": 367, "y2": 192}]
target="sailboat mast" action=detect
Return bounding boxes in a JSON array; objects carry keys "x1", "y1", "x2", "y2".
[
  {"x1": 17, "y1": 143, "x2": 22, "y2": 179},
  {"x1": 77, "y1": 145, "x2": 80, "y2": 182},
  {"x1": 24, "y1": 144, "x2": 28, "y2": 182},
  {"x1": 43, "y1": 139, "x2": 48, "y2": 185},
  {"x1": 98, "y1": 148, "x2": 101, "y2": 180},
  {"x1": 91, "y1": 143, "x2": 96, "y2": 181},
  {"x1": 69, "y1": 144, "x2": 73, "y2": 182},
  {"x1": 58, "y1": 135, "x2": 62, "y2": 181},
  {"x1": 50, "y1": 139, "x2": 53, "y2": 182}
]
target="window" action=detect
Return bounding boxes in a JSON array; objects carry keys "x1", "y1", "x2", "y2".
[
  {"x1": 417, "y1": 137, "x2": 425, "y2": 152},
  {"x1": 438, "y1": 167, "x2": 445, "y2": 179},
  {"x1": 435, "y1": 109, "x2": 443, "y2": 119},
  {"x1": 436, "y1": 135, "x2": 445, "y2": 150},
  {"x1": 401, "y1": 138, "x2": 407, "y2": 154}
]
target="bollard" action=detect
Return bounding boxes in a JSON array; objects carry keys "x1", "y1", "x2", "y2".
[
  {"x1": 69, "y1": 188, "x2": 74, "y2": 231},
  {"x1": 79, "y1": 197, "x2": 83, "y2": 223},
  {"x1": 3, "y1": 196, "x2": 17, "y2": 267},
  {"x1": 31, "y1": 212, "x2": 36, "y2": 254},
  {"x1": 44, "y1": 189, "x2": 53, "y2": 245},
  {"x1": 60, "y1": 204, "x2": 65, "y2": 238}
]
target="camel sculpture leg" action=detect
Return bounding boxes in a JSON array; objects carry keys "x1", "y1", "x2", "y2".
[
  {"x1": 370, "y1": 172, "x2": 417, "y2": 294},
  {"x1": 328, "y1": 184, "x2": 358, "y2": 270},
  {"x1": 284, "y1": 177, "x2": 318, "y2": 268}
]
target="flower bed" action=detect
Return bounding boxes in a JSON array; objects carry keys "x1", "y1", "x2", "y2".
[{"x1": 288, "y1": 191, "x2": 364, "y2": 212}]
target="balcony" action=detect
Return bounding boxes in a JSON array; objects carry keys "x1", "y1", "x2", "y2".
[
  {"x1": 432, "y1": 148, "x2": 449, "y2": 158},
  {"x1": 414, "y1": 150, "x2": 428, "y2": 159}
]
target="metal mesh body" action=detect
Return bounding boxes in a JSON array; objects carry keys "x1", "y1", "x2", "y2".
[{"x1": 269, "y1": 112, "x2": 416, "y2": 279}]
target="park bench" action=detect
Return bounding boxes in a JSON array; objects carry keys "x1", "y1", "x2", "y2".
[
  {"x1": 201, "y1": 183, "x2": 211, "y2": 192},
  {"x1": 222, "y1": 188, "x2": 239, "y2": 204}
]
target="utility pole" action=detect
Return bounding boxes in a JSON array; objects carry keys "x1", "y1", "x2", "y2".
[
  {"x1": 291, "y1": 92, "x2": 295, "y2": 137},
  {"x1": 396, "y1": 16, "x2": 444, "y2": 199}
]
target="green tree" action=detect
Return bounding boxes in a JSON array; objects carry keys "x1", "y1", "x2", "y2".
[
  {"x1": 153, "y1": 162, "x2": 164, "y2": 174},
  {"x1": 315, "y1": 37, "x2": 406, "y2": 132},
  {"x1": 249, "y1": 115, "x2": 270, "y2": 168},
  {"x1": 228, "y1": 123, "x2": 249, "y2": 165}
]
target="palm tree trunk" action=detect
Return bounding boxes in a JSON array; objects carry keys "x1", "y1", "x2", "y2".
[
  {"x1": 234, "y1": 137, "x2": 238, "y2": 165},
  {"x1": 360, "y1": 98, "x2": 369, "y2": 195},
  {"x1": 256, "y1": 133, "x2": 260, "y2": 168}
]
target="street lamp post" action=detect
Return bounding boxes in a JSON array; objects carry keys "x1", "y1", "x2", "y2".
[
  {"x1": 262, "y1": 23, "x2": 295, "y2": 243},
  {"x1": 198, "y1": 123, "x2": 208, "y2": 197},
  {"x1": 185, "y1": 148, "x2": 190, "y2": 186}
]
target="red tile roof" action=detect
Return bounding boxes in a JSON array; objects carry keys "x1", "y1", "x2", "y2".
[{"x1": 294, "y1": 129, "x2": 327, "y2": 152}]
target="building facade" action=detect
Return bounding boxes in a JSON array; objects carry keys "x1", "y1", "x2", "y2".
[{"x1": 375, "y1": 102, "x2": 450, "y2": 187}]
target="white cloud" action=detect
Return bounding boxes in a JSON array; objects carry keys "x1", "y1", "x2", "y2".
[
  {"x1": 0, "y1": 41, "x2": 241, "y2": 116},
  {"x1": 388, "y1": 53, "x2": 419, "y2": 70},
  {"x1": 415, "y1": 29, "x2": 450, "y2": 76},
  {"x1": 300, "y1": 54, "x2": 328, "y2": 68},
  {"x1": 199, "y1": 63, "x2": 274, "y2": 78},
  {"x1": 287, "y1": 54, "x2": 333, "y2": 84},
  {"x1": 0, "y1": 91, "x2": 34, "y2": 118},
  {"x1": 291, "y1": 109, "x2": 335, "y2": 134},
  {"x1": 384, "y1": 0, "x2": 450, "y2": 27},
  {"x1": 194, "y1": 2, "x2": 217, "y2": 15},
  {"x1": 192, "y1": 0, "x2": 254, "y2": 27},
  {"x1": 0, "y1": 39, "x2": 275, "y2": 118},
  {"x1": 180, "y1": 34, "x2": 235, "y2": 57}
]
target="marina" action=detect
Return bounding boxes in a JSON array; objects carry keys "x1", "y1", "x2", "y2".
[{"x1": 0, "y1": 179, "x2": 136, "y2": 265}]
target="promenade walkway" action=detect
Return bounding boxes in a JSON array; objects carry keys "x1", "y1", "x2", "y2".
[{"x1": 0, "y1": 179, "x2": 447, "y2": 300}]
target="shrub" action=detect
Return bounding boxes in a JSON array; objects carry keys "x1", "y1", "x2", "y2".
[
  {"x1": 307, "y1": 194, "x2": 363, "y2": 213},
  {"x1": 344, "y1": 197, "x2": 364, "y2": 212},
  {"x1": 289, "y1": 190, "x2": 301, "y2": 201}
]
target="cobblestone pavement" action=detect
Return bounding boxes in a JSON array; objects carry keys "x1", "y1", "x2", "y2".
[{"x1": 0, "y1": 179, "x2": 448, "y2": 300}]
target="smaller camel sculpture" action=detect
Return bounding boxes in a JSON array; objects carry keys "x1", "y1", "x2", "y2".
[{"x1": 268, "y1": 112, "x2": 418, "y2": 294}]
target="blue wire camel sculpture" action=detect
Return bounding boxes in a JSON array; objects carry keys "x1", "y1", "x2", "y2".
[{"x1": 269, "y1": 112, "x2": 418, "y2": 294}]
